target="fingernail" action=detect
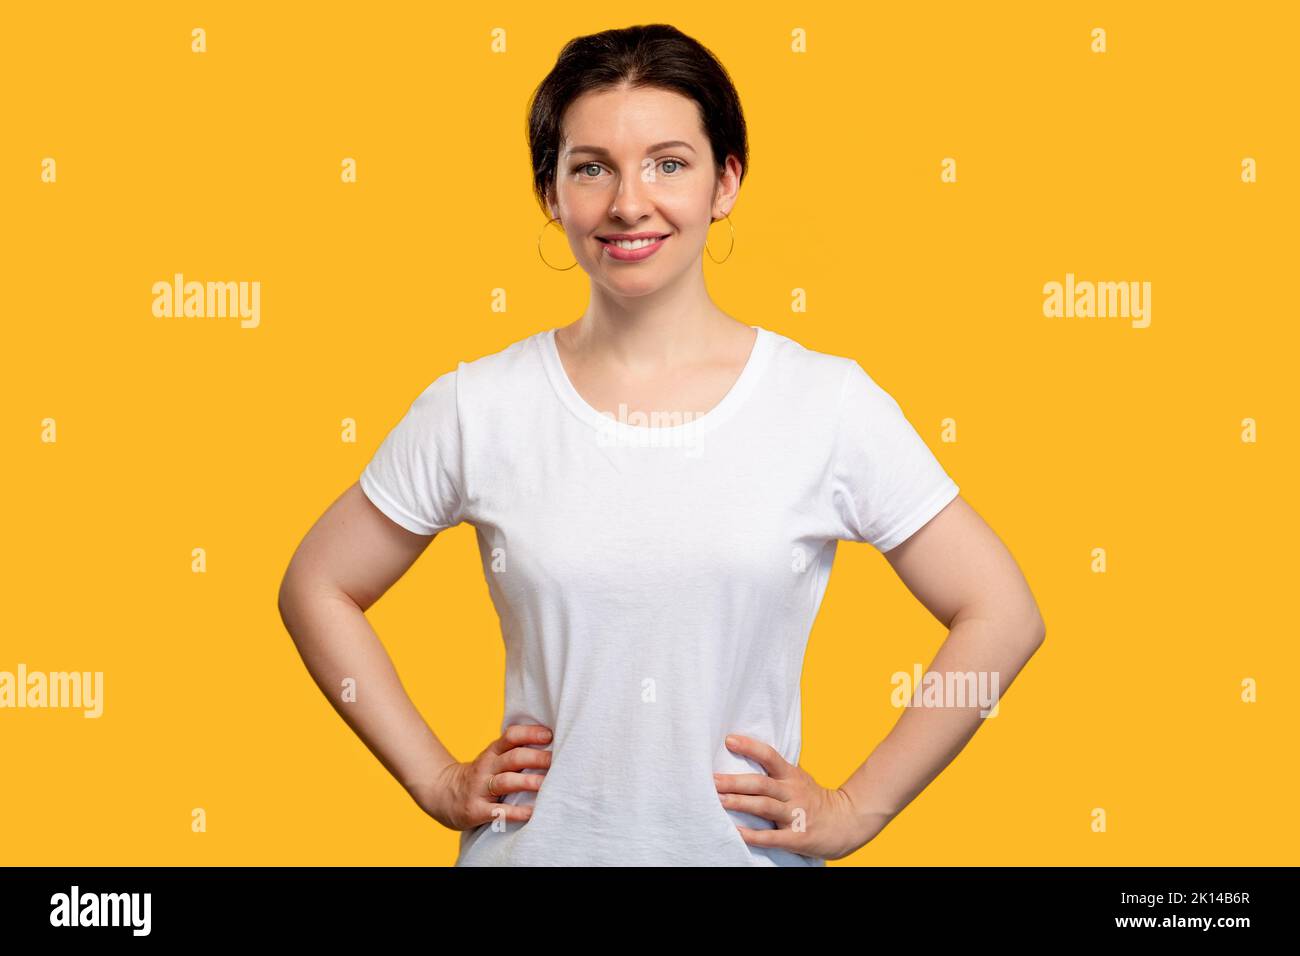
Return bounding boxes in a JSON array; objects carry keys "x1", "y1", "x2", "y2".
[
  {"x1": 539, "y1": 730, "x2": 552, "y2": 741},
  {"x1": 725, "y1": 735, "x2": 738, "y2": 747}
]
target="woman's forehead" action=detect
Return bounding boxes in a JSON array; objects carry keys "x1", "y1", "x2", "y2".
[{"x1": 562, "y1": 86, "x2": 701, "y2": 135}]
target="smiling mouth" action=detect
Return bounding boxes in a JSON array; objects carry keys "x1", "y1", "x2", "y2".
[{"x1": 597, "y1": 235, "x2": 670, "y2": 249}]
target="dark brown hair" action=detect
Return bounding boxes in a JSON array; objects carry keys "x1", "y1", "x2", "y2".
[{"x1": 526, "y1": 24, "x2": 749, "y2": 218}]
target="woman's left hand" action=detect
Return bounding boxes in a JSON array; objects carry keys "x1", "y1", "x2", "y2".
[{"x1": 715, "y1": 734, "x2": 864, "y2": 861}]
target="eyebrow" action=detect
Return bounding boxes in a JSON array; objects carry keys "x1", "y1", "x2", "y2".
[{"x1": 565, "y1": 140, "x2": 697, "y2": 158}]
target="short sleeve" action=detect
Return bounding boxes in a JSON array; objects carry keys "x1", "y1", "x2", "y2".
[
  {"x1": 358, "y1": 369, "x2": 465, "y2": 535},
  {"x1": 828, "y1": 360, "x2": 959, "y2": 552}
]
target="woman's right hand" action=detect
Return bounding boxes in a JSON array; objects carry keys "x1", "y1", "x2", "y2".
[{"x1": 423, "y1": 724, "x2": 553, "y2": 830}]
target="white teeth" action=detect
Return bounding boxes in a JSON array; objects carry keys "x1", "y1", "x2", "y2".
[{"x1": 608, "y1": 236, "x2": 664, "y2": 250}]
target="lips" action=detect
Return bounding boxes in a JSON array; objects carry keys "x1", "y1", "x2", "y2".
[
  {"x1": 599, "y1": 234, "x2": 670, "y2": 261},
  {"x1": 597, "y1": 234, "x2": 670, "y2": 244}
]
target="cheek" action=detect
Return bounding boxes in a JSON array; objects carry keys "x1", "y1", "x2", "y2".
[
  {"x1": 555, "y1": 184, "x2": 604, "y2": 219},
  {"x1": 668, "y1": 200, "x2": 716, "y2": 237}
]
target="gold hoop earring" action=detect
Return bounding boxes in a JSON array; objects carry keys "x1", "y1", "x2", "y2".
[
  {"x1": 705, "y1": 211, "x2": 735, "y2": 264},
  {"x1": 538, "y1": 216, "x2": 578, "y2": 271}
]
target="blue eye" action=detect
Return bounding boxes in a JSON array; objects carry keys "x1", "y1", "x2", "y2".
[{"x1": 572, "y1": 159, "x2": 687, "y2": 179}]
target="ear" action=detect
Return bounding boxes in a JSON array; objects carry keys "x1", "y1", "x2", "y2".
[{"x1": 711, "y1": 156, "x2": 743, "y2": 218}]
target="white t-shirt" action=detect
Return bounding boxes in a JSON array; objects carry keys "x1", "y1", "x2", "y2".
[{"x1": 358, "y1": 325, "x2": 960, "y2": 866}]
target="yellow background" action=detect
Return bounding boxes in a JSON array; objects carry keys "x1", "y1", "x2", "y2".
[{"x1": 2, "y1": 3, "x2": 1295, "y2": 865}]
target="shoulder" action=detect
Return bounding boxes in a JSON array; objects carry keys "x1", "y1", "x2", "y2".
[
  {"x1": 456, "y1": 329, "x2": 546, "y2": 378},
  {"x1": 448, "y1": 329, "x2": 549, "y2": 413},
  {"x1": 757, "y1": 328, "x2": 917, "y2": 438},
  {"x1": 407, "y1": 329, "x2": 547, "y2": 405},
  {"x1": 758, "y1": 326, "x2": 863, "y2": 397}
]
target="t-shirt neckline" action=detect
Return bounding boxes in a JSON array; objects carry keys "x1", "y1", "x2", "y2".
[{"x1": 536, "y1": 324, "x2": 774, "y2": 438}]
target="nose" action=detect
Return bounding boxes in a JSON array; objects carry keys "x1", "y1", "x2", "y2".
[{"x1": 609, "y1": 170, "x2": 654, "y2": 221}]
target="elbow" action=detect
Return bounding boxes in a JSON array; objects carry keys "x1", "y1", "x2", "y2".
[
  {"x1": 951, "y1": 601, "x2": 1046, "y2": 650},
  {"x1": 276, "y1": 548, "x2": 297, "y2": 620},
  {"x1": 277, "y1": 570, "x2": 362, "y2": 637},
  {"x1": 277, "y1": 569, "x2": 304, "y2": 634},
  {"x1": 277, "y1": 549, "x2": 314, "y2": 631},
  {"x1": 1025, "y1": 607, "x2": 1046, "y2": 650},
  {"x1": 276, "y1": 577, "x2": 294, "y2": 632}
]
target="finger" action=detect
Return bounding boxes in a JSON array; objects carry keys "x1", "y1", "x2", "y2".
[
  {"x1": 719, "y1": 792, "x2": 790, "y2": 824},
  {"x1": 478, "y1": 802, "x2": 535, "y2": 825},
  {"x1": 498, "y1": 746, "x2": 554, "y2": 773},
  {"x1": 490, "y1": 724, "x2": 553, "y2": 755},
  {"x1": 713, "y1": 771, "x2": 781, "y2": 798},
  {"x1": 724, "y1": 734, "x2": 789, "y2": 778},
  {"x1": 735, "y1": 825, "x2": 796, "y2": 851},
  {"x1": 486, "y1": 770, "x2": 545, "y2": 797}
]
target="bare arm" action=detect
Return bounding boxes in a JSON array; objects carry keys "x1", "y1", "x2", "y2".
[
  {"x1": 276, "y1": 482, "x2": 459, "y2": 814},
  {"x1": 837, "y1": 494, "x2": 1047, "y2": 849}
]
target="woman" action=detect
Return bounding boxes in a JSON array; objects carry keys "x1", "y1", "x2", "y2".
[{"x1": 277, "y1": 24, "x2": 1046, "y2": 867}]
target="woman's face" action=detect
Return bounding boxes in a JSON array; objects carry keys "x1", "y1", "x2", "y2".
[{"x1": 548, "y1": 84, "x2": 740, "y2": 297}]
